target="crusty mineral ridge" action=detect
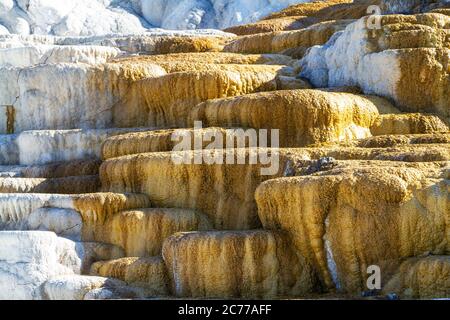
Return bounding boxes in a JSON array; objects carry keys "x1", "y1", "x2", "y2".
[
  {"x1": 0, "y1": 231, "x2": 124, "y2": 299},
  {"x1": 122, "y1": 68, "x2": 284, "y2": 128},
  {"x1": 224, "y1": 20, "x2": 354, "y2": 54},
  {"x1": 0, "y1": 1, "x2": 449, "y2": 300}
]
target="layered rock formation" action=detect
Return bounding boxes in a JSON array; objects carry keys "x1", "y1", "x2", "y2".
[{"x1": 0, "y1": 0, "x2": 449, "y2": 300}]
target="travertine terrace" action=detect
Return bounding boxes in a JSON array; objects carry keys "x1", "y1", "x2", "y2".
[{"x1": 0, "y1": 0, "x2": 449, "y2": 300}]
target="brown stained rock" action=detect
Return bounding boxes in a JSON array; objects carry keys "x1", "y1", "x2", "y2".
[
  {"x1": 91, "y1": 256, "x2": 169, "y2": 296},
  {"x1": 256, "y1": 165, "x2": 449, "y2": 293},
  {"x1": 162, "y1": 230, "x2": 318, "y2": 298}
]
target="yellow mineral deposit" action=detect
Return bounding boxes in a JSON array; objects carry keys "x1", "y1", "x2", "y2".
[
  {"x1": 91, "y1": 256, "x2": 169, "y2": 295},
  {"x1": 162, "y1": 230, "x2": 318, "y2": 298},
  {"x1": 189, "y1": 89, "x2": 386, "y2": 147},
  {"x1": 224, "y1": 20, "x2": 354, "y2": 54},
  {"x1": 256, "y1": 164, "x2": 449, "y2": 292},
  {"x1": 89, "y1": 208, "x2": 212, "y2": 257}
]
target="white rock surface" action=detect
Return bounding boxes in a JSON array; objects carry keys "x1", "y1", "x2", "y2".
[
  {"x1": 0, "y1": 134, "x2": 18, "y2": 165},
  {"x1": 43, "y1": 275, "x2": 125, "y2": 300},
  {"x1": 0, "y1": 0, "x2": 309, "y2": 35},
  {"x1": 300, "y1": 18, "x2": 402, "y2": 95},
  {"x1": 0, "y1": 24, "x2": 8, "y2": 35},
  {"x1": 0, "y1": 45, "x2": 121, "y2": 67},
  {"x1": 0, "y1": 194, "x2": 78, "y2": 229},
  {"x1": 26, "y1": 208, "x2": 82, "y2": 240},
  {"x1": 0, "y1": 231, "x2": 82, "y2": 299},
  {"x1": 15, "y1": 128, "x2": 154, "y2": 165},
  {"x1": 0, "y1": 128, "x2": 155, "y2": 166},
  {"x1": 0, "y1": 62, "x2": 165, "y2": 134},
  {"x1": 0, "y1": 30, "x2": 234, "y2": 52},
  {"x1": 0, "y1": 231, "x2": 125, "y2": 299},
  {"x1": 143, "y1": 0, "x2": 308, "y2": 30}
]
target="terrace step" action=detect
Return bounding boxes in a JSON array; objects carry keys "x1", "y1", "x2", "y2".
[
  {"x1": 0, "y1": 175, "x2": 100, "y2": 194},
  {"x1": 90, "y1": 256, "x2": 169, "y2": 296},
  {"x1": 161, "y1": 230, "x2": 317, "y2": 298}
]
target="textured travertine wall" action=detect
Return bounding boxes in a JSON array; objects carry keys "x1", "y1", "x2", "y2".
[
  {"x1": 122, "y1": 68, "x2": 282, "y2": 128},
  {"x1": 0, "y1": 193, "x2": 150, "y2": 231},
  {"x1": 16, "y1": 160, "x2": 101, "y2": 178},
  {"x1": 256, "y1": 165, "x2": 449, "y2": 293},
  {"x1": 26, "y1": 208, "x2": 83, "y2": 240},
  {"x1": 383, "y1": 256, "x2": 450, "y2": 299},
  {"x1": 189, "y1": 89, "x2": 389, "y2": 147},
  {"x1": 100, "y1": 146, "x2": 449, "y2": 230},
  {"x1": 162, "y1": 230, "x2": 318, "y2": 298},
  {"x1": 0, "y1": 45, "x2": 121, "y2": 68},
  {"x1": 102, "y1": 128, "x2": 232, "y2": 160},
  {"x1": 15, "y1": 128, "x2": 154, "y2": 165},
  {"x1": 0, "y1": 231, "x2": 82, "y2": 299},
  {"x1": 370, "y1": 114, "x2": 449, "y2": 136},
  {"x1": 100, "y1": 150, "x2": 288, "y2": 230},
  {"x1": 102, "y1": 128, "x2": 450, "y2": 160},
  {"x1": 0, "y1": 175, "x2": 99, "y2": 194},
  {"x1": 338, "y1": 133, "x2": 450, "y2": 148},
  {"x1": 1, "y1": 0, "x2": 449, "y2": 301},
  {"x1": 113, "y1": 52, "x2": 297, "y2": 68},
  {"x1": 86, "y1": 208, "x2": 213, "y2": 257},
  {"x1": 91, "y1": 257, "x2": 169, "y2": 295},
  {"x1": 0, "y1": 32, "x2": 233, "y2": 54},
  {"x1": 0, "y1": 62, "x2": 166, "y2": 133},
  {"x1": 43, "y1": 275, "x2": 126, "y2": 300},
  {"x1": 150, "y1": 63, "x2": 292, "y2": 76},
  {"x1": 224, "y1": 16, "x2": 319, "y2": 36},
  {"x1": 263, "y1": 1, "x2": 359, "y2": 20},
  {"x1": 224, "y1": 20, "x2": 353, "y2": 54},
  {"x1": 0, "y1": 231, "x2": 124, "y2": 300}
]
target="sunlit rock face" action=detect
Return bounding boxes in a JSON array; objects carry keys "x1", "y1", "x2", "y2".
[
  {"x1": 86, "y1": 208, "x2": 213, "y2": 257},
  {"x1": 256, "y1": 164, "x2": 449, "y2": 294},
  {"x1": 224, "y1": 19, "x2": 354, "y2": 54},
  {"x1": 0, "y1": 231, "x2": 124, "y2": 299},
  {"x1": 300, "y1": 13, "x2": 450, "y2": 124},
  {"x1": 162, "y1": 230, "x2": 318, "y2": 298},
  {"x1": 100, "y1": 143, "x2": 449, "y2": 231},
  {"x1": 0, "y1": 0, "x2": 311, "y2": 35},
  {"x1": 0, "y1": 63, "x2": 166, "y2": 134},
  {"x1": 91, "y1": 256, "x2": 169, "y2": 295},
  {"x1": 42, "y1": 275, "x2": 126, "y2": 300},
  {"x1": 189, "y1": 89, "x2": 389, "y2": 147},
  {"x1": 383, "y1": 256, "x2": 450, "y2": 299},
  {"x1": 0, "y1": 193, "x2": 150, "y2": 232},
  {"x1": 0, "y1": 175, "x2": 100, "y2": 194},
  {"x1": 0, "y1": 45, "x2": 121, "y2": 67}
]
